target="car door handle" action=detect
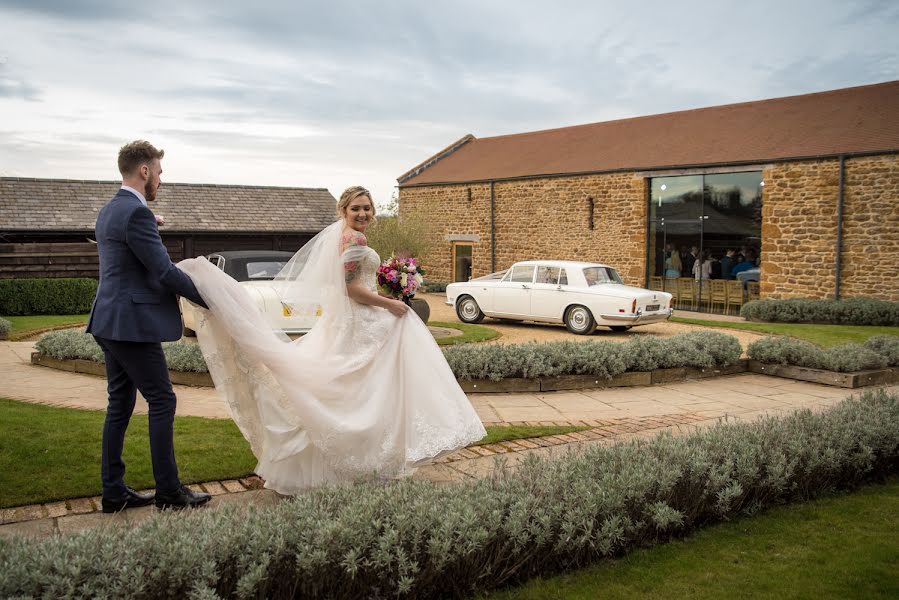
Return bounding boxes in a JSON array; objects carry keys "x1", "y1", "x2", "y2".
[
  {"x1": 556, "y1": 286, "x2": 565, "y2": 291},
  {"x1": 521, "y1": 284, "x2": 530, "y2": 289}
]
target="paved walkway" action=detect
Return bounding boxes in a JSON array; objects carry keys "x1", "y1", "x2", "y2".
[
  {"x1": 2, "y1": 339, "x2": 896, "y2": 539},
  {"x1": 0, "y1": 341, "x2": 868, "y2": 425}
]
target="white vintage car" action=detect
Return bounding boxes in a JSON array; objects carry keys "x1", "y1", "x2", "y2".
[
  {"x1": 446, "y1": 260, "x2": 673, "y2": 334},
  {"x1": 181, "y1": 250, "x2": 319, "y2": 337}
]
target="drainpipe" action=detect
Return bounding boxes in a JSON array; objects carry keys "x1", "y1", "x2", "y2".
[
  {"x1": 490, "y1": 180, "x2": 496, "y2": 272},
  {"x1": 835, "y1": 155, "x2": 845, "y2": 300}
]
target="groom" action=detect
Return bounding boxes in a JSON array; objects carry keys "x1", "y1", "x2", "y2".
[{"x1": 87, "y1": 140, "x2": 211, "y2": 512}]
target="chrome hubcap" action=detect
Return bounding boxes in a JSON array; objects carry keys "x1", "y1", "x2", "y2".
[
  {"x1": 569, "y1": 307, "x2": 589, "y2": 331},
  {"x1": 460, "y1": 299, "x2": 478, "y2": 320}
]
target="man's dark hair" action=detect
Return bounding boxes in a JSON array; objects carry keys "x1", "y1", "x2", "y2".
[{"x1": 117, "y1": 140, "x2": 164, "y2": 176}]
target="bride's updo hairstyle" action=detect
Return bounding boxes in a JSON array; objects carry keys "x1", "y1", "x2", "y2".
[{"x1": 337, "y1": 185, "x2": 376, "y2": 223}]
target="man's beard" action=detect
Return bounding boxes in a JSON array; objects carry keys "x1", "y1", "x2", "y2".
[{"x1": 144, "y1": 179, "x2": 158, "y2": 202}]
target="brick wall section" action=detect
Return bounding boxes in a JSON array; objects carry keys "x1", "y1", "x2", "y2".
[
  {"x1": 400, "y1": 174, "x2": 647, "y2": 285},
  {"x1": 403, "y1": 154, "x2": 898, "y2": 300},
  {"x1": 840, "y1": 155, "x2": 899, "y2": 301}
]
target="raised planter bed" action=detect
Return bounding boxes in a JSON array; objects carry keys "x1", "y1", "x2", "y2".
[
  {"x1": 747, "y1": 360, "x2": 899, "y2": 388},
  {"x1": 30, "y1": 352, "x2": 896, "y2": 393},
  {"x1": 31, "y1": 352, "x2": 214, "y2": 387}
]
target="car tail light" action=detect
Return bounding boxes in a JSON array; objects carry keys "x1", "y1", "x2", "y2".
[{"x1": 631, "y1": 299, "x2": 637, "y2": 313}]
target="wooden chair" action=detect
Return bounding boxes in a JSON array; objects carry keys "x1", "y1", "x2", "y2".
[
  {"x1": 649, "y1": 276, "x2": 664, "y2": 291},
  {"x1": 747, "y1": 281, "x2": 760, "y2": 302},
  {"x1": 677, "y1": 278, "x2": 696, "y2": 310},
  {"x1": 694, "y1": 280, "x2": 711, "y2": 312},
  {"x1": 709, "y1": 279, "x2": 727, "y2": 314},
  {"x1": 664, "y1": 277, "x2": 679, "y2": 307},
  {"x1": 725, "y1": 280, "x2": 744, "y2": 315}
]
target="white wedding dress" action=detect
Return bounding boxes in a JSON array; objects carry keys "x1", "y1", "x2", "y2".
[{"x1": 178, "y1": 221, "x2": 486, "y2": 494}]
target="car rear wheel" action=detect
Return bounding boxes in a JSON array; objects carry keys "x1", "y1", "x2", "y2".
[
  {"x1": 455, "y1": 295, "x2": 485, "y2": 324},
  {"x1": 609, "y1": 325, "x2": 632, "y2": 332},
  {"x1": 564, "y1": 305, "x2": 595, "y2": 335}
]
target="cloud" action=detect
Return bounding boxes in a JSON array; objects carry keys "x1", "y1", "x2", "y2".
[{"x1": 0, "y1": 0, "x2": 897, "y2": 212}]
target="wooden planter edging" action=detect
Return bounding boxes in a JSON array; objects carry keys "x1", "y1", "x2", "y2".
[
  {"x1": 30, "y1": 353, "x2": 897, "y2": 393},
  {"x1": 31, "y1": 353, "x2": 214, "y2": 387},
  {"x1": 456, "y1": 360, "x2": 751, "y2": 393},
  {"x1": 747, "y1": 360, "x2": 899, "y2": 389}
]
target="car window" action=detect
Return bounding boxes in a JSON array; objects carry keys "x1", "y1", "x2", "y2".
[
  {"x1": 559, "y1": 269, "x2": 569, "y2": 285},
  {"x1": 510, "y1": 265, "x2": 536, "y2": 283},
  {"x1": 582, "y1": 266, "x2": 623, "y2": 286},
  {"x1": 207, "y1": 255, "x2": 224, "y2": 269},
  {"x1": 536, "y1": 266, "x2": 561, "y2": 285},
  {"x1": 246, "y1": 261, "x2": 289, "y2": 280}
]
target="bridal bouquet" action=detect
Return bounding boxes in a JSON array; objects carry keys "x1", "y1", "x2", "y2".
[{"x1": 376, "y1": 256, "x2": 424, "y2": 304}]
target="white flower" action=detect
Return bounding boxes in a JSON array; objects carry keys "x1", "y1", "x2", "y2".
[{"x1": 400, "y1": 273, "x2": 408, "y2": 286}]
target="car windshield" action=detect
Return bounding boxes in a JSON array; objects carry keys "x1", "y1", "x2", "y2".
[
  {"x1": 473, "y1": 269, "x2": 508, "y2": 281},
  {"x1": 582, "y1": 266, "x2": 623, "y2": 286},
  {"x1": 246, "y1": 261, "x2": 289, "y2": 280}
]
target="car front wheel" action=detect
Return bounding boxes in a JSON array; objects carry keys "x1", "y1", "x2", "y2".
[
  {"x1": 455, "y1": 295, "x2": 485, "y2": 324},
  {"x1": 564, "y1": 305, "x2": 595, "y2": 335}
]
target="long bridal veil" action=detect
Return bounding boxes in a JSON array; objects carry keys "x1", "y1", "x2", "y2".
[{"x1": 178, "y1": 220, "x2": 486, "y2": 493}]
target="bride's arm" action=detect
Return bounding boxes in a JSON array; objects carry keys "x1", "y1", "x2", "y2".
[
  {"x1": 342, "y1": 230, "x2": 408, "y2": 317},
  {"x1": 347, "y1": 282, "x2": 408, "y2": 316}
]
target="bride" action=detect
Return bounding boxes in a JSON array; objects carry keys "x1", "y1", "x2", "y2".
[{"x1": 179, "y1": 186, "x2": 486, "y2": 494}]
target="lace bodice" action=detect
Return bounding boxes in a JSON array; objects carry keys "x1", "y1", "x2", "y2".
[{"x1": 356, "y1": 246, "x2": 381, "y2": 293}]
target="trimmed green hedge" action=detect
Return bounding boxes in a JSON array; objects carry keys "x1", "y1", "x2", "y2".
[
  {"x1": 741, "y1": 297, "x2": 899, "y2": 326},
  {"x1": 444, "y1": 331, "x2": 742, "y2": 381},
  {"x1": 1, "y1": 391, "x2": 896, "y2": 599},
  {"x1": 0, "y1": 278, "x2": 97, "y2": 316},
  {"x1": 36, "y1": 330, "x2": 208, "y2": 373},
  {"x1": 747, "y1": 335, "x2": 899, "y2": 372},
  {"x1": 422, "y1": 280, "x2": 448, "y2": 293},
  {"x1": 37, "y1": 329, "x2": 742, "y2": 380}
]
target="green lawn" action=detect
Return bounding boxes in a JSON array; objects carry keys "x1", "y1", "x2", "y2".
[
  {"x1": 671, "y1": 317, "x2": 899, "y2": 347},
  {"x1": 473, "y1": 425, "x2": 590, "y2": 447},
  {"x1": 482, "y1": 475, "x2": 899, "y2": 600},
  {"x1": 2, "y1": 314, "x2": 90, "y2": 340},
  {"x1": 0, "y1": 397, "x2": 257, "y2": 508},
  {"x1": 432, "y1": 320, "x2": 501, "y2": 345},
  {"x1": 0, "y1": 398, "x2": 575, "y2": 508}
]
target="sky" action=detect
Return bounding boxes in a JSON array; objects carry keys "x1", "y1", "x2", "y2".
[{"x1": 1, "y1": 1, "x2": 897, "y2": 212}]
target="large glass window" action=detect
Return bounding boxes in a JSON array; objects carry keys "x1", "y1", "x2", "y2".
[{"x1": 647, "y1": 171, "x2": 762, "y2": 311}]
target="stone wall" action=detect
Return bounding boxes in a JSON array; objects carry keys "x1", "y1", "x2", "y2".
[
  {"x1": 760, "y1": 160, "x2": 840, "y2": 299},
  {"x1": 762, "y1": 154, "x2": 899, "y2": 300},
  {"x1": 840, "y1": 154, "x2": 899, "y2": 301},
  {"x1": 401, "y1": 153, "x2": 899, "y2": 301},
  {"x1": 399, "y1": 173, "x2": 647, "y2": 285}
]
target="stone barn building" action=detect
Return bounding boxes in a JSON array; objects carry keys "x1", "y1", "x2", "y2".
[{"x1": 397, "y1": 80, "x2": 899, "y2": 304}]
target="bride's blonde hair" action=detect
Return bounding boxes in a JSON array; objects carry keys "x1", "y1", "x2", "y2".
[{"x1": 336, "y1": 186, "x2": 376, "y2": 223}]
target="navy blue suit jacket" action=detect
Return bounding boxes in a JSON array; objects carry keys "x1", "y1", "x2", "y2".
[{"x1": 87, "y1": 189, "x2": 207, "y2": 342}]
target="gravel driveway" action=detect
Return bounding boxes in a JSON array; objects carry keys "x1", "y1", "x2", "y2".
[{"x1": 419, "y1": 292, "x2": 767, "y2": 352}]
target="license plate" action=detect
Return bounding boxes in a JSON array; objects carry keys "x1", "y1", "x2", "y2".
[{"x1": 645, "y1": 304, "x2": 660, "y2": 312}]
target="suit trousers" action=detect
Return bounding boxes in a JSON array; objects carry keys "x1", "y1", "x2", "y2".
[{"x1": 93, "y1": 336, "x2": 181, "y2": 497}]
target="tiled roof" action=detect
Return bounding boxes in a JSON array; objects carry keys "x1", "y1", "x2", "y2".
[
  {"x1": 0, "y1": 178, "x2": 336, "y2": 233},
  {"x1": 399, "y1": 80, "x2": 899, "y2": 185}
]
